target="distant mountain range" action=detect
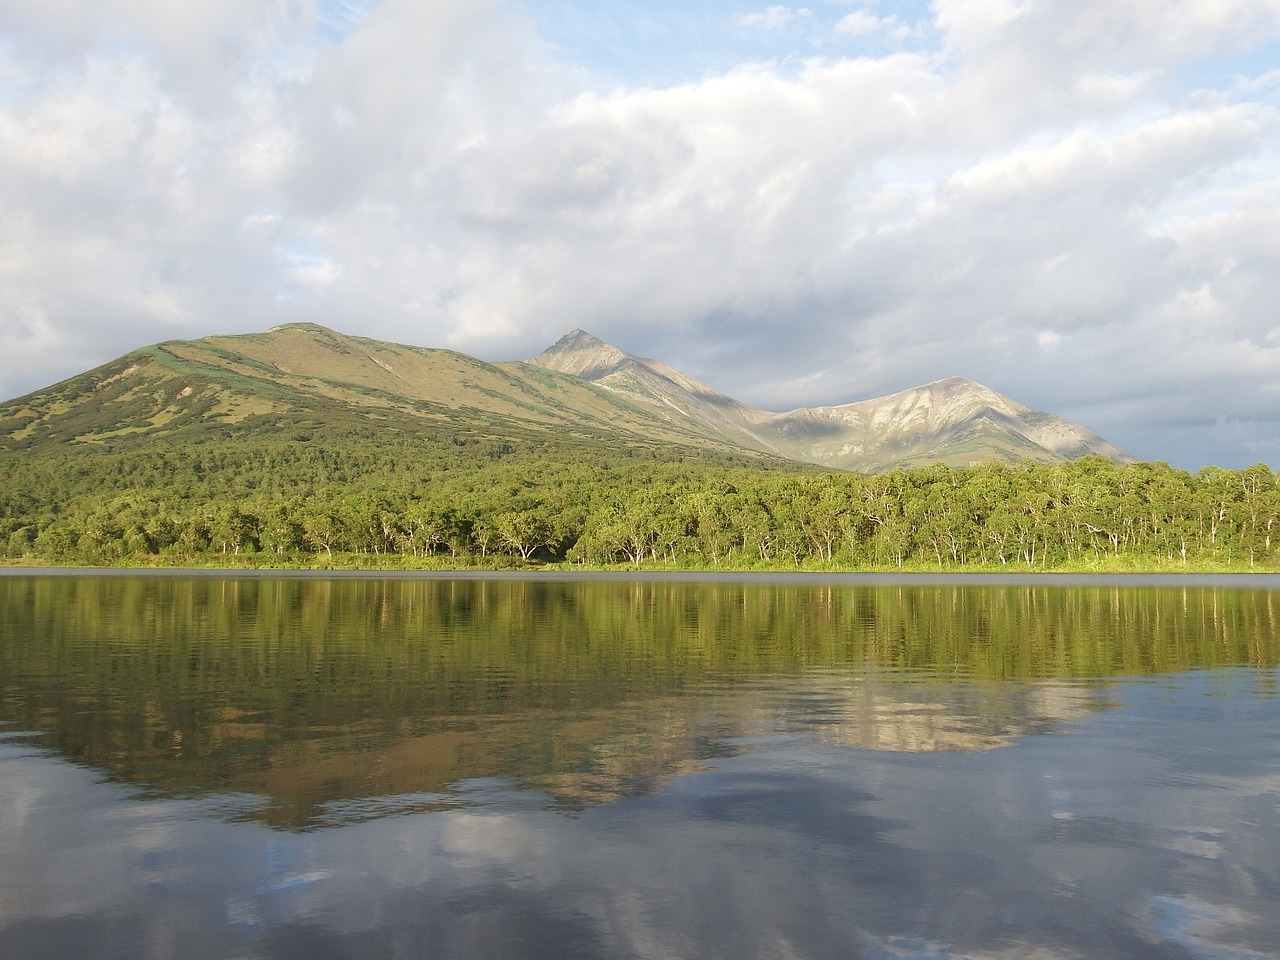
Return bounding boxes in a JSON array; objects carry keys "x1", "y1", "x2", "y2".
[
  {"x1": 0, "y1": 323, "x2": 1129, "y2": 471},
  {"x1": 531, "y1": 329, "x2": 1129, "y2": 472}
]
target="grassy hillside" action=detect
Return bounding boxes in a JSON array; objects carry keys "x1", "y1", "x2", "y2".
[{"x1": 0, "y1": 324, "x2": 770, "y2": 456}]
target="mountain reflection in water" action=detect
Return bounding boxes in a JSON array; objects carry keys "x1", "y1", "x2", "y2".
[
  {"x1": 1, "y1": 575, "x2": 1275, "y2": 827},
  {"x1": 2, "y1": 574, "x2": 1280, "y2": 960}
]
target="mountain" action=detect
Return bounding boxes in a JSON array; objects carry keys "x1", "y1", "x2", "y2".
[
  {"x1": 0, "y1": 323, "x2": 768, "y2": 458},
  {"x1": 531, "y1": 330, "x2": 1130, "y2": 472},
  {"x1": 529, "y1": 328, "x2": 784, "y2": 454},
  {"x1": 0, "y1": 323, "x2": 1129, "y2": 471}
]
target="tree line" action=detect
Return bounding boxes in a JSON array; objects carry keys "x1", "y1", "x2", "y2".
[{"x1": 2, "y1": 436, "x2": 1278, "y2": 569}]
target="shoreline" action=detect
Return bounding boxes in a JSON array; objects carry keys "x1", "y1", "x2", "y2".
[{"x1": 3, "y1": 565, "x2": 1279, "y2": 588}]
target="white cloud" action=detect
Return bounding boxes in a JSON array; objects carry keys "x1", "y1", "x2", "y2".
[
  {"x1": 933, "y1": 0, "x2": 1280, "y2": 73},
  {"x1": 1, "y1": 0, "x2": 1279, "y2": 467},
  {"x1": 835, "y1": 11, "x2": 917, "y2": 40},
  {"x1": 736, "y1": 6, "x2": 813, "y2": 31}
]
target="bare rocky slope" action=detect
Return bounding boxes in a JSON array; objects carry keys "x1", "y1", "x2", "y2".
[{"x1": 532, "y1": 330, "x2": 1130, "y2": 472}]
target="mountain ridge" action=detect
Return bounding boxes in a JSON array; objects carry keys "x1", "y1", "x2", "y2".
[
  {"x1": 0, "y1": 323, "x2": 762, "y2": 458},
  {"x1": 530, "y1": 330, "x2": 1130, "y2": 472},
  {"x1": 0, "y1": 322, "x2": 1129, "y2": 471}
]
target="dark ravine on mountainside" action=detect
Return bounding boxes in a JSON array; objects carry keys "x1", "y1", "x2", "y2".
[
  {"x1": 0, "y1": 323, "x2": 1129, "y2": 471},
  {"x1": 530, "y1": 329, "x2": 1130, "y2": 473}
]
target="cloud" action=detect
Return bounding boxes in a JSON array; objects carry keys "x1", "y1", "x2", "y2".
[
  {"x1": 834, "y1": 11, "x2": 918, "y2": 41},
  {"x1": 736, "y1": 6, "x2": 813, "y2": 31},
  {"x1": 1, "y1": 0, "x2": 1279, "y2": 468},
  {"x1": 933, "y1": 0, "x2": 1280, "y2": 65}
]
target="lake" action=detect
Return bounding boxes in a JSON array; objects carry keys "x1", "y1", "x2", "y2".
[{"x1": 1, "y1": 571, "x2": 1278, "y2": 959}]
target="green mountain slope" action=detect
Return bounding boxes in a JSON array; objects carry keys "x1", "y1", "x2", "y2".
[{"x1": 0, "y1": 324, "x2": 765, "y2": 457}]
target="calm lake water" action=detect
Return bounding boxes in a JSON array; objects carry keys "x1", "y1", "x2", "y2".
[{"x1": 1, "y1": 572, "x2": 1278, "y2": 960}]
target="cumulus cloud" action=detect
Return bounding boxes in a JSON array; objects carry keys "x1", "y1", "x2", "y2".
[
  {"x1": 835, "y1": 10, "x2": 918, "y2": 41},
  {"x1": 736, "y1": 6, "x2": 813, "y2": 31},
  {"x1": 1, "y1": 0, "x2": 1279, "y2": 467}
]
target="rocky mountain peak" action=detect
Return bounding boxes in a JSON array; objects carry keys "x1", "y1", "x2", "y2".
[
  {"x1": 531, "y1": 329, "x2": 632, "y2": 380},
  {"x1": 528, "y1": 331, "x2": 1130, "y2": 471},
  {"x1": 897, "y1": 377, "x2": 1029, "y2": 418}
]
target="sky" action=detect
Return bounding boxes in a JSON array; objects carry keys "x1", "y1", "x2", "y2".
[{"x1": 2, "y1": 0, "x2": 1279, "y2": 470}]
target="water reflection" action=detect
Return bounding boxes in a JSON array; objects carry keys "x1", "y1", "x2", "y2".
[
  {"x1": 2, "y1": 576, "x2": 1279, "y2": 959},
  {"x1": 1, "y1": 575, "x2": 1276, "y2": 827},
  {"x1": 2, "y1": 670, "x2": 1277, "y2": 960}
]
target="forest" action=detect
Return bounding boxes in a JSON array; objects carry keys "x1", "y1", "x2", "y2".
[{"x1": 2, "y1": 433, "x2": 1279, "y2": 571}]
